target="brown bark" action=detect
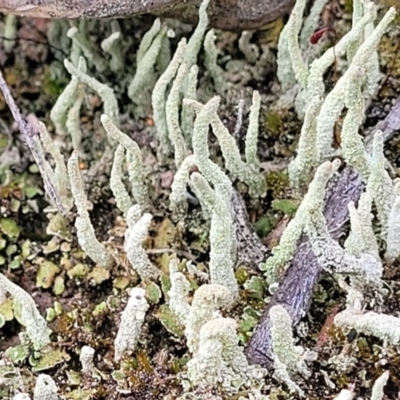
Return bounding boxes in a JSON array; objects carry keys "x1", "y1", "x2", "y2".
[{"x1": 0, "y1": 0, "x2": 295, "y2": 31}]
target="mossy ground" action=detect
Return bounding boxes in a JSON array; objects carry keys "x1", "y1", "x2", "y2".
[{"x1": 1, "y1": 4, "x2": 400, "y2": 399}]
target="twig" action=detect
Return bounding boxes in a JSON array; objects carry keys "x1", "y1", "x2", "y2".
[{"x1": 0, "y1": 67, "x2": 66, "y2": 214}]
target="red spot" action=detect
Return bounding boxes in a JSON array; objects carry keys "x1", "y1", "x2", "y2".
[
  {"x1": 315, "y1": 304, "x2": 341, "y2": 349},
  {"x1": 310, "y1": 27, "x2": 335, "y2": 44}
]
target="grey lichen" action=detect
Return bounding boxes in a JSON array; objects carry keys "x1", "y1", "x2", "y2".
[
  {"x1": 187, "y1": 97, "x2": 238, "y2": 298},
  {"x1": 152, "y1": 38, "x2": 187, "y2": 155},
  {"x1": 64, "y1": 57, "x2": 119, "y2": 127},
  {"x1": 101, "y1": 114, "x2": 150, "y2": 210},
  {"x1": 128, "y1": 19, "x2": 168, "y2": 109},
  {"x1": 67, "y1": 151, "x2": 115, "y2": 268}
]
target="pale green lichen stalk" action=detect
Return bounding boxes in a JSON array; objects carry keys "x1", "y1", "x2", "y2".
[
  {"x1": 270, "y1": 305, "x2": 315, "y2": 396},
  {"x1": 245, "y1": 90, "x2": 261, "y2": 167},
  {"x1": 67, "y1": 151, "x2": 115, "y2": 268},
  {"x1": 288, "y1": 95, "x2": 322, "y2": 189},
  {"x1": 64, "y1": 57, "x2": 119, "y2": 127},
  {"x1": 128, "y1": 19, "x2": 168, "y2": 109},
  {"x1": 344, "y1": 193, "x2": 379, "y2": 261},
  {"x1": 152, "y1": 38, "x2": 187, "y2": 155},
  {"x1": 50, "y1": 56, "x2": 87, "y2": 136},
  {"x1": 166, "y1": 62, "x2": 188, "y2": 167},
  {"x1": 67, "y1": 26, "x2": 107, "y2": 73},
  {"x1": 101, "y1": 21, "x2": 123, "y2": 73},
  {"x1": 187, "y1": 97, "x2": 266, "y2": 198},
  {"x1": 37, "y1": 121, "x2": 72, "y2": 211},
  {"x1": 101, "y1": 114, "x2": 150, "y2": 210},
  {"x1": 110, "y1": 144, "x2": 133, "y2": 214},
  {"x1": 366, "y1": 131, "x2": 395, "y2": 232},
  {"x1": 203, "y1": 29, "x2": 225, "y2": 94},
  {"x1": 371, "y1": 371, "x2": 389, "y2": 400},
  {"x1": 187, "y1": 97, "x2": 238, "y2": 298},
  {"x1": 0, "y1": 274, "x2": 50, "y2": 350},
  {"x1": 315, "y1": 5, "x2": 395, "y2": 162},
  {"x1": 385, "y1": 192, "x2": 400, "y2": 263},
  {"x1": 80, "y1": 345, "x2": 95, "y2": 375},
  {"x1": 168, "y1": 258, "x2": 191, "y2": 326}
]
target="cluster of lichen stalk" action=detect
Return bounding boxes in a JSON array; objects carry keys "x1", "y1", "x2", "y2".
[{"x1": 0, "y1": 0, "x2": 400, "y2": 398}]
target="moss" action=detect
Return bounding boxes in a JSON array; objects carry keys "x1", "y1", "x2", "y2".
[{"x1": 265, "y1": 170, "x2": 290, "y2": 198}]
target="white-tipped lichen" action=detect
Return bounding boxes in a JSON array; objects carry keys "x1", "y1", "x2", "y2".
[
  {"x1": 114, "y1": 287, "x2": 149, "y2": 361},
  {"x1": 33, "y1": 374, "x2": 58, "y2": 400},
  {"x1": 168, "y1": 258, "x2": 191, "y2": 326},
  {"x1": 67, "y1": 151, "x2": 114, "y2": 268},
  {"x1": 80, "y1": 345, "x2": 95, "y2": 375},
  {"x1": 185, "y1": 284, "x2": 234, "y2": 354},
  {"x1": 187, "y1": 317, "x2": 266, "y2": 393},
  {"x1": 124, "y1": 205, "x2": 160, "y2": 280}
]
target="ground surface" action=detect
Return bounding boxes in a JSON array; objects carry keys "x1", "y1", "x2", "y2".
[{"x1": 1, "y1": 4, "x2": 400, "y2": 399}]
